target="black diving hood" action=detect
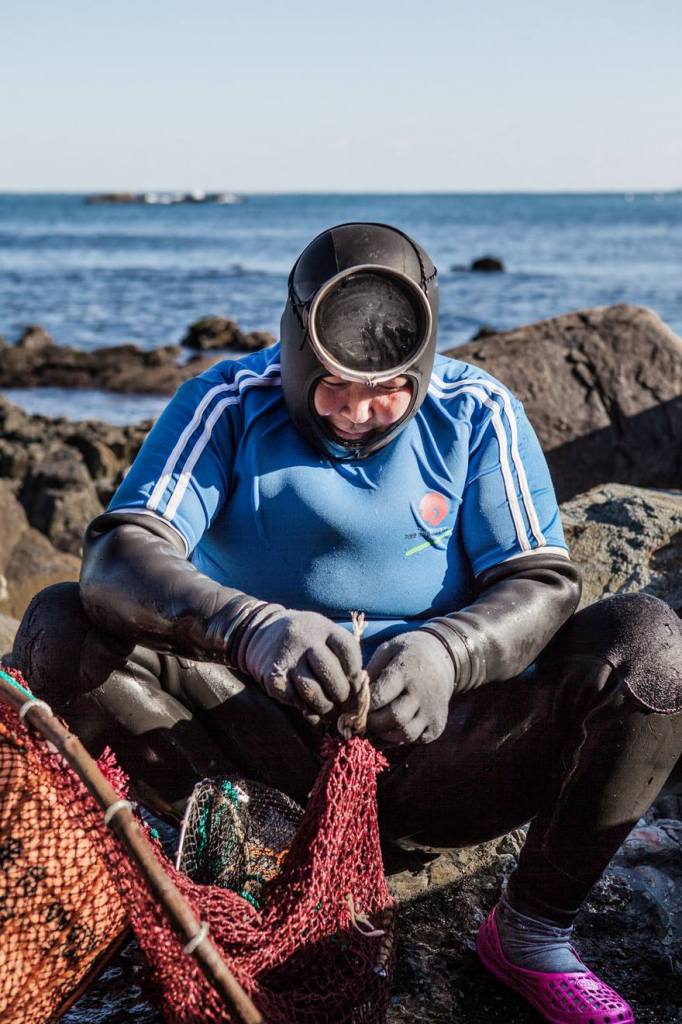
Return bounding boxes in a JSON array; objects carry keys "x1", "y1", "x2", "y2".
[{"x1": 280, "y1": 222, "x2": 439, "y2": 461}]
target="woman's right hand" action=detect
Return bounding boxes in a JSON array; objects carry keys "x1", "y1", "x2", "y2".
[{"x1": 240, "y1": 605, "x2": 363, "y2": 718}]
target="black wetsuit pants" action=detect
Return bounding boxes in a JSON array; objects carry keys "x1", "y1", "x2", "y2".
[{"x1": 12, "y1": 584, "x2": 682, "y2": 927}]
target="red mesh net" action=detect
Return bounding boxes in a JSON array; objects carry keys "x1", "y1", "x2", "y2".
[{"x1": 0, "y1": 667, "x2": 394, "y2": 1024}]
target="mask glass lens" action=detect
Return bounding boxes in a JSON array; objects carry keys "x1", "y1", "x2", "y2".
[{"x1": 313, "y1": 271, "x2": 423, "y2": 373}]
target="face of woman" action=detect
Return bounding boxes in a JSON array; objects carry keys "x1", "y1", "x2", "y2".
[{"x1": 312, "y1": 374, "x2": 413, "y2": 442}]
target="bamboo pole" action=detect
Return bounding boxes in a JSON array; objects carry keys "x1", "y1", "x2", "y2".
[{"x1": 0, "y1": 669, "x2": 263, "y2": 1024}]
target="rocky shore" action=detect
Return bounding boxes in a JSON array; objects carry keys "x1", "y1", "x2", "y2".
[
  {"x1": 1, "y1": 303, "x2": 681, "y2": 1022},
  {"x1": 0, "y1": 320, "x2": 274, "y2": 394}
]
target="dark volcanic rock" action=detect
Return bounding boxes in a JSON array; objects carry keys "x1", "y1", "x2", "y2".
[
  {"x1": 0, "y1": 481, "x2": 27, "y2": 574},
  {"x1": 563, "y1": 484, "x2": 682, "y2": 614},
  {"x1": 0, "y1": 320, "x2": 274, "y2": 394},
  {"x1": 384, "y1": 795, "x2": 682, "y2": 1024},
  {"x1": 242, "y1": 329, "x2": 276, "y2": 351},
  {"x1": 181, "y1": 316, "x2": 275, "y2": 353},
  {"x1": 446, "y1": 304, "x2": 682, "y2": 501},
  {"x1": 19, "y1": 448, "x2": 103, "y2": 555},
  {"x1": 16, "y1": 324, "x2": 54, "y2": 351},
  {"x1": 0, "y1": 475, "x2": 82, "y2": 621},
  {"x1": 470, "y1": 255, "x2": 505, "y2": 272},
  {"x1": 0, "y1": 335, "x2": 220, "y2": 395},
  {"x1": 2, "y1": 528, "x2": 80, "y2": 620},
  {"x1": 0, "y1": 397, "x2": 149, "y2": 482},
  {"x1": 181, "y1": 316, "x2": 246, "y2": 350},
  {"x1": 0, "y1": 396, "x2": 149, "y2": 588}
]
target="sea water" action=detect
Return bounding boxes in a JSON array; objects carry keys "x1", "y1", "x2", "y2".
[{"x1": 1, "y1": 191, "x2": 681, "y2": 423}]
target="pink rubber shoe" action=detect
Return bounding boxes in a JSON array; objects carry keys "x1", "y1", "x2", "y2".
[{"x1": 476, "y1": 906, "x2": 634, "y2": 1024}]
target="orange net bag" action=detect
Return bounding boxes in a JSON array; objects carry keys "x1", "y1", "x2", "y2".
[
  {"x1": 0, "y1": 695, "x2": 128, "y2": 1022},
  {"x1": 0, "y1": 666, "x2": 395, "y2": 1024}
]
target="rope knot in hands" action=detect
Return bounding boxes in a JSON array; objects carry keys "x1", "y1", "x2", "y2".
[{"x1": 337, "y1": 612, "x2": 370, "y2": 740}]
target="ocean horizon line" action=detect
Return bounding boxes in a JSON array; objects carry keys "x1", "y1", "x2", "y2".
[{"x1": 1, "y1": 188, "x2": 680, "y2": 198}]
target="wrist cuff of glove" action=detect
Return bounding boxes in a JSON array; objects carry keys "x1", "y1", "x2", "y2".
[
  {"x1": 234, "y1": 601, "x2": 287, "y2": 676},
  {"x1": 420, "y1": 619, "x2": 479, "y2": 692},
  {"x1": 205, "y1": 596, "x2": 270, "y2": 669}
]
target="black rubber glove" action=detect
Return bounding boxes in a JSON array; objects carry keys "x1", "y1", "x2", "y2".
[
  {"x1": 421, "y1": 553, "x2": 582, "y2": 693},
  {"x1": 238, "y1": 603, "x2": 363, "y2": 718},
  {"x1": 366, "y1": 630, "x2": 455, "y2": 745}
]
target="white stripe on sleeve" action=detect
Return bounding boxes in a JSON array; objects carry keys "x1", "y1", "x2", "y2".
[
  {"x1": 430, "y1": 374, "x2": 546, "y2": 547},
  {"x1": 160, "y1": 370, "x2": 281, "y2": 524},
  {"x1": 146, "y1": 363, "x2": 280, "y2": 515},
  {"x1": 430, "y1": 381, "x2": 530, "y2": 551}
]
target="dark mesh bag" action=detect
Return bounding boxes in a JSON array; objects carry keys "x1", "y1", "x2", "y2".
[{"x1": 177, "y1": 778, "x2": 304, "y2": 908}]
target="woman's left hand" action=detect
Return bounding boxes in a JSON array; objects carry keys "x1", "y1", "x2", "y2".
[{"x1": 366, "y1": 631, "x2": 455, "y2": 745}]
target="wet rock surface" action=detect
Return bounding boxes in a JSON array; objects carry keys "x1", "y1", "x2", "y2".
[{"x1": 446, "y1": 304, "x2": 682, "y2": 501}]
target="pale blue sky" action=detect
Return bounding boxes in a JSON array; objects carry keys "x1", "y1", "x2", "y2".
[{"x1": 2, "y1": 0, "x2": 681, "y2": 191}]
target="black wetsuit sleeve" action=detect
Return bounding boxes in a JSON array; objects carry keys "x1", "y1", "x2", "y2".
[
  {"x1": 79, "y1": 511, "x2": 266, "y2": 664},
  {"x1": 421, "y1": 553, "x2": 582, "y2": 693}
]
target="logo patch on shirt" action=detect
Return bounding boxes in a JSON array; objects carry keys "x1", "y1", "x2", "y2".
[{"x1": 418, "y1": 491, "x2": 450, "y2": 527}]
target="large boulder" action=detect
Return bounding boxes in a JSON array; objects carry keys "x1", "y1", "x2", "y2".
[
  {"x1": 0, "y1": 475, "x2": 81, "y2": 621},
  {"x1": 562, "y1": 484, "x2": 682, "y2": 614},
  {"x1": 0, "y1": 482, "x2": 30, "y2": 618},
  {"x1": 0, "y1": 395, "x2": 149, "y2": 492},
  {"x1": 181, "y1": 316, "x2": 275, "y2": 353},
  {"x1": 446, "y1": 304, "x2": 682, "y2": 502},
  {"x1": 18, "y1": 447, "x2": 104, "y2": 556},
  {"x1": 181, "y1": 316, "x2": 245, "y2": 350},
  {"x1": 0, "y1": 528, "x2": 80, "y2": 621}
]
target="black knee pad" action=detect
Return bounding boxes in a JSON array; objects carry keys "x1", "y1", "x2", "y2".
[
  {"x1": 12, "y1": 582, "x2": 132, "y2": 713},
  {"x1": 548, "y1": 593, "x2": 682, "y2": 714}
]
